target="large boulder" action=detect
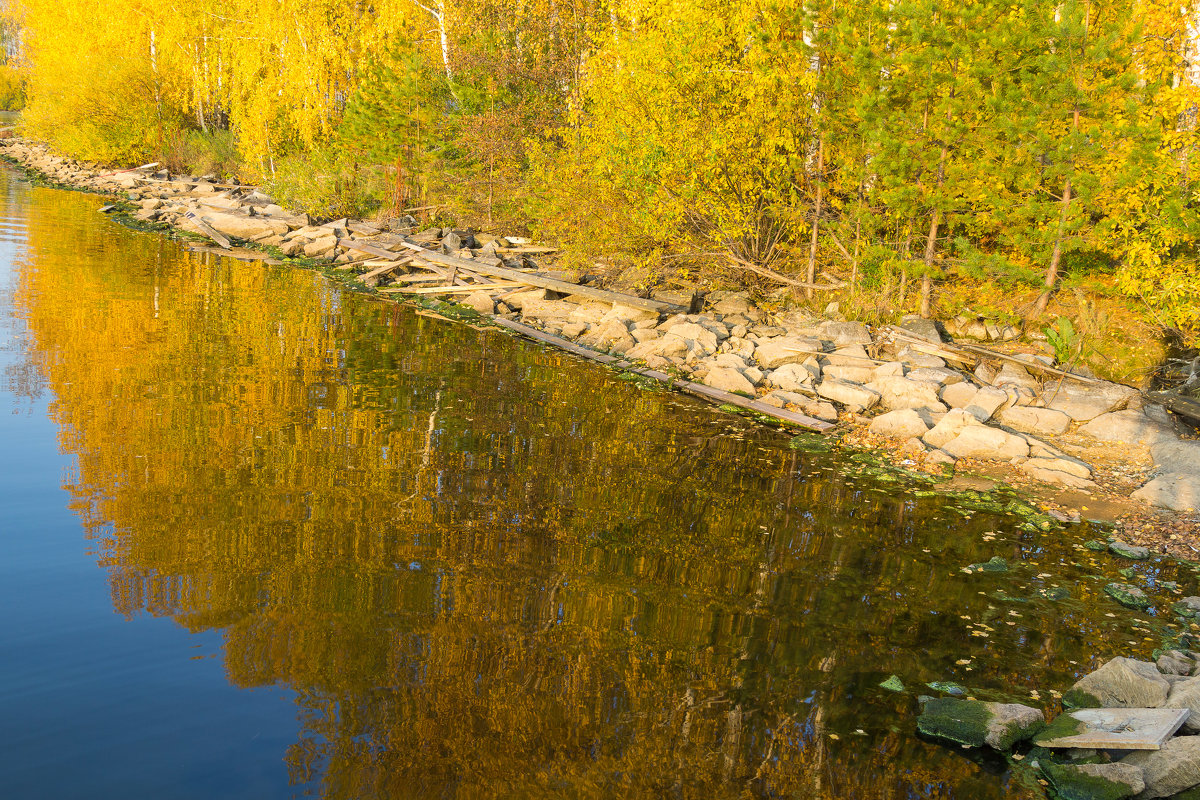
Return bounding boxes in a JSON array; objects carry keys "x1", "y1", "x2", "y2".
[
  {"x1": 1080, "y1": 409, "x2": 1177, "y2": 447},
  {"x1": 662, "y1": 322, "x2": 720, "y2": 357},
  {"x1": 818, "y1": 320, "x2": 872, "y2": 346},
  {"x1": 703, "y1": 367, "x2": 756, "y2": 395},
  {"x1": 964, "y1": 386, "x2": 1009, "y2": 421},
  {"x1": 941, "y1": 382, "x2": 978, "y2": 409},
  {"x1": 1040, "y1": 762, "x2": 1145, "y2": 800},
  {"x1": 997, "y1": 406, "x2": 1073, "y2": 436},
  {"x1": 866, "y1": 375, "x2": 947, "y2": 412},
  {"x1": 1044, "y1": 379, "x2": 1140, "y2": 421},
  {"x1": 916, "y1": 698, "x2": 1044, "y2": 749},
  {"x1": 816, "y1": 379, "x2": 880, "y2": 412},
  {"x1": 1122, "y1": 735, "x2": 1200, "y2": 798},
  {"x1": 1165, "y1": 676, "x2": 1200, "y2": 732},
  {"x1": 199, "y1": 211, "x2": 289, "y2": 240},
  {"x1": 1133, "y1": 473, "x2": 1200, "y2": 513},
  {"x1": 754, "y1": 336, "x2": 822, "y2": 369},
  {"x1": 1064, "y1": 657, "x2": 1170, "y2": 709},
  {"x1": 767, "y1": 363, "x2": 817, "y2": 392},
  {"x1": 924, "y1": 408, "x2": 983, "y2": 448},
  {"x1": 940, "y1": 425, "x2": 1030, "y2": 460},
  {"x1": 869, "y1": 408, "x2": 933, "y2": 439},
  {"x1": 1020, "y1": 458, "x2": 1095, "y2": 489}
]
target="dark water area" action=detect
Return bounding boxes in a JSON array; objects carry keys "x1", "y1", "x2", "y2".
[{"x1": 2, "y1": 165, "x2": 1198, "y2": 799}]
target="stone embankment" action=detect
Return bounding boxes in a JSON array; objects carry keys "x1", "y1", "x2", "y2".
[{"x1": 3, "y1": 139, "x2": 1197, "y2": 520}]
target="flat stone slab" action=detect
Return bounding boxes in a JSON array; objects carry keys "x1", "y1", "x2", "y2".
[{"x1": 1038, "y1": 708, "x2": 1188, "y2": 750}]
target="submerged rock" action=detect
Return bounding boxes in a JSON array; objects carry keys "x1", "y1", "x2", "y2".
[
  {"x1": 963, "y1": 556, "x2": 1009, "y2": 574},
  {"x1": 1063, "y1": 656, "x2": 1169, "y2": 709},
  {"x1": 1040, "y1": 761, "x2": 1145, "y2": 800},
  {"x1": 925, "y1": 681, "x2": 967, "y2": 696},
  {"x1": 916, "y1": 697, "x2": 1044, "y2": 750},
  {"x1": 1108, "y1": 540, "x2": 1151, "y2": 560},
  {"x1": 1104, "y1": 583, "x2": 1151, "y2": 610},
  {"x1": 879, "y1": 675, "x2": 905, "y2": 692},
  {"x1": 1121, "y1": 735, "x2": 1200, "y2": 798}
]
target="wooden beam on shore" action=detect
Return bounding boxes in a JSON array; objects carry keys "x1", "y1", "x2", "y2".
[
  {"x1": 335, "y1": 238, "x2": 406, "y2": 261},
  {"x1": 183, "y1": 211, "x2": 232, "y2": 249},
  {"x1": 391, "y1": 240, "x2": 684, "y2": 314},
  {"x1": 489, "y1": 317, "x2": 834, "y2": 432},
  {"x1": 380, "y1": 282, "x2": 524, "y2": 295}
]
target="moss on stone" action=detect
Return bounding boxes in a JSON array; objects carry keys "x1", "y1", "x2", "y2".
[
  {"x1": 879, "y1": 675, "x2": 905, "y2": 692},
  {"x1": 1104, "y1": 582, "x2": 1151, "y2": 610},
  {"x1": 1060, "y1": 688, "x2": 1103, "y2": 710},
  {"x1": 1041, "y1": 762, "x2": 1142, "y2": 800},
  {"x1": 916, "y1": 697, "x2": 991, "y2": 748},
  {"x1": 1033, "y1": 712, "x2": 1091, "y2": 744}
]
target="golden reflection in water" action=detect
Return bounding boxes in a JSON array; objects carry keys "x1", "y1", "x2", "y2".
[{"x1": 12, "y1": 185, "x2": 1045, "y2": 799}]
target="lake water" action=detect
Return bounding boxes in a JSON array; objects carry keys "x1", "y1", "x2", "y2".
[{"x1": 1, "y1": 163, "x2": 1194, "y2": 799}]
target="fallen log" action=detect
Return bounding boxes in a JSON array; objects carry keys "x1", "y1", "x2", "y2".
[
  {"x1": 380, "y1": 282, "x2": 525, "y2": 295},
  {"x1": 392, "y1": 240, "x2": 682, "y2": 314}
]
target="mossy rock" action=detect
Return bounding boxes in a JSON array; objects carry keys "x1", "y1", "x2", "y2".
[
  {"x1": 926, "y1": 681, "x2": 968, "y2": 696},
  {"x1": 1040, "y1": 761, "x2": 1145, "y2": 800},
  {"x1": 917, "y1": 697, "x2": 1044, "y2": 750},
  {"x1": 879, "y1": 675, "x2": 905, "y2": 692},
  {"x1": 1084, "y1": 540, "x2": 1109, "y2": 551},
  {"x1": 1033, "y1": 711, "x2": 1091, "y2": 742},
  {"x1": 1108, "y1": 540, "x2": 1151, "y2": 560},
  {"x1": 1061, "y1": 689, "x2": 1103, "y2": 710},
  {"x1": 964, "y1": 556, "x2": 1009, "y2": 574},
  {"x1": 1104, "y1": 583, "x2": 1151, "y2": 610},
  {"x1": 1036, "y1": 586, "x2": 1072, "y2": 601}
]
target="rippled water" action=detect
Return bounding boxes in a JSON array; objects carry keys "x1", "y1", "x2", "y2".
[{"x1": 1, "y1": 164, "x2": 1196, "y2": 799}]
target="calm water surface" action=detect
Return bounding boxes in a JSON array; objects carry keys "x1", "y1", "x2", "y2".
[{"x1": 0, "y1": 165, "x2": 1194, "y2": 799}]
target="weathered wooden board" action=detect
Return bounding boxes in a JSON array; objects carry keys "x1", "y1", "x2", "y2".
[
  {"x1": 392, "y1": 240, "x2": 683, "y2": 314},
  {"x1": 335, "y1": 238, "x2": 406, "y2": 261},
  {"x1": 489, "y1": 317, "x2": 833, "y2": 433},
  {"x1": 380, "y1": 282, "x2": 523, "y2": 295},
  {"x1": 1038, "y1": 709, "x2": 1188, "y2": 750},
  {"x1": 185, "y1": 244, "x2": 280, "y2": 265},
  {"x1": 183, "y1": 211, "x2": 231, "y2": 249}
]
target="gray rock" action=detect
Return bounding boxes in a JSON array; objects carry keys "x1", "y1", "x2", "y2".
[
  {"x1": 1108, "y1": 539, "x2": 1151, "y2": 560},
  {"x1": 1080, "y1": 409, "x2": 1177, "y2": 447},
  {"x1": 1158, "y1": 651, "x2": 1194, "y2": 677},
  {"x1": 1065, "y1": 657, "x2": 1169, "y2": 709},
  {"x1": 825, "y1": 344, "x2": 871, "y2": 366},
  {"x1": 924, "y1": 408, "x2": 983, "y2": 448},
  {"x1": 754, "y1": 336, "x2": 823, "y2": 369},
  {"x1": 866, "y1": 375, "x2": 947, "y2": 413},
  {"x1": 897, "y1": 345, "x2": 946, "y2": 368},
  {"x1": 816, "y1": 379, "x2": 880, "y2": 412},
  {"x1": 997, "y1": 406, "x2": 1073, "y2": 435},
  {"x1": 703, "y1": 367, "x2": 756, "y2": 395},
  {"x1": 873, "y1": 361, "x2": 906, "y2": 378},
  {"x1": 869, "y1": 408, "x2": 933, "y2": 439},
  {"x1": 1121, "y1": 734, "x2": 1200, "y2": 797},
  {"x1": 941, "y1": 382, "x2": 978, "y2": 409},
  {"x1": 461, "y1": 291, "x2": 495, "y2": 316},
  {"x1": 964, "y1": 386, "x2": 1009, "y2": 421},
  {"x1": 1044, "y1": 379, "x2": 1140, "y2": 422},
  {"x1": 818, "y1": 320, "x2": 872, "y2": 346},
  {"x1": 906, "y1": 367, "x2": 962, "y2": 386},
  {"x1": 1041, "y1": 762, "x2": 1145, "y2": 800},
  {"x1": 1150, "y1": 440, "x2": 1200, "y2": 474},
  {"x1": 767, "y1": 363, "x2": 818, "y2": 392},
  {"x1": 1105, "y1": 583, "x2": 1152, "y2": 610},
  {"x1": 941, "y1": 425, "x2": 1030, "y2": 460},
  {"x1": 662, "y1": 322, "x2": 720, "y2": 358},
  {"x1": 898, "y1": 315, "x2": 943, "y2": 343},
  {"x1": 823, "y1": 364, "x2": 876, "y2": 384},
  {"x1": 1132, "y1": 473, "x2": 1200, "y2": 513},
  {"x1": 916, "y1": 697, "x2": 1044, "y2": 749},
  {"x1": 994, "y1": 362, "x2": 1040, "y2": 390},
  {"x1": 1020, "y1": 459, "x2": 1096, "y2": 489}
]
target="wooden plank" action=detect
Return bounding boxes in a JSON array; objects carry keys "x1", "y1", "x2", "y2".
[
  {"x1": 380, "y1": 282, "x2": 523, "y2": 295},
  {"x1": 393, "y1": 240, "x2": 682, "y2": 313},
  {"x1": 359, "y1": 261, "x2": 403, "y2": 282},
  {"x1": 489, "y1": 317, "x2": 833, "y2": 432},
  {"x1": 183, "y1": 211, "x2": 232, "y2": 249},
  {"x1": 335, "y1": 238, "x2": 405, "y2": 261},
  {"x1": 496, "y1": 246, "x2": 558, "y2": 255}
]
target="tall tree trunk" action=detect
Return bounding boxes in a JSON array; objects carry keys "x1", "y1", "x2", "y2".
[
  {"x1": 921, "y1": 143, "x2": 948, "y2": 318},
  {"x1": 1035, "y1": 177, "x2": 1072, "y2": 316},
  {"x1": 806, "y1": 137, "x2": 825, "y2": 301}
]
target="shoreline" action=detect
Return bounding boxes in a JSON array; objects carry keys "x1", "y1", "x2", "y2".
[{"x1": 2, "y1": 137, "x2": 1197, "y2": 550}]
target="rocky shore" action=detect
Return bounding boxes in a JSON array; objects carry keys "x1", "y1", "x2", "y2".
[{"x1": 3, "y1": 138, "x2": 1197, "y2": 537}]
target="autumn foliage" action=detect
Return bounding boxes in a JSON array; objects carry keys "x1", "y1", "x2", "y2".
[{"x1": 4, "y1": 0, "x2": 1200, "y2": 334}]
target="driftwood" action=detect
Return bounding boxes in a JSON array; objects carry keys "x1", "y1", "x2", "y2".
[
  {"x1": 183, "y1": 211, "x2": 231, "y2": 249},
  {"x1": 380, "y1": 282, "x2": 524, "y2": 295},
  {"x1": 393, "y1": 240, "x2": 683, "y2": 313},
  {"x1": 1148, "y1": 391, "x2": 1200, "y2": 424},
  {"x1": 490, "y1": 317, "x2": 834, "y2": 433}
]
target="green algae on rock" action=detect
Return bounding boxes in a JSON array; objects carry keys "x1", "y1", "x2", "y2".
[
  {"x1": 1105, "y1": 583, "x2": 1151, "y2": 610},
  {"x1": 1040, "y1": 761, "x2": 1145, "y2": 800},
  {"x1": 879, "y1": 675, "x2": 905, "y2": 692},
  {"x1": 917, "y1": 697, "x2": 1044, "y2": 750}
]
